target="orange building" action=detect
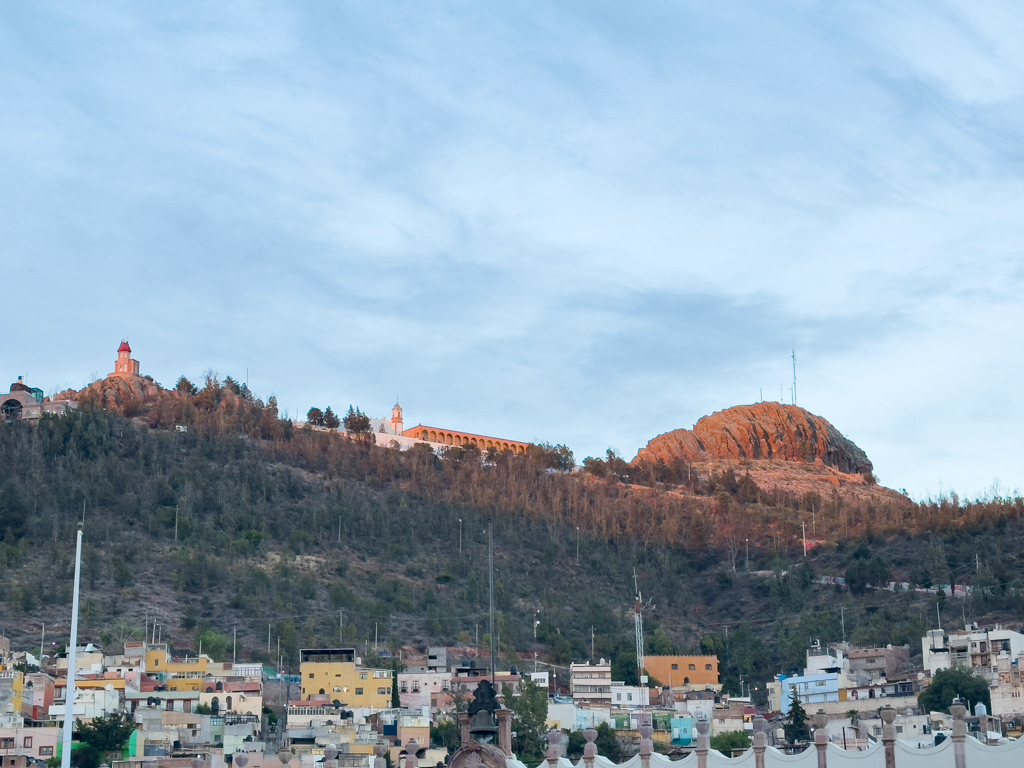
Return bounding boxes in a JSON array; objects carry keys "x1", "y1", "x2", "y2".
[
  {"x1": 111, "y1": 340, "x2": 140, "y2": 379},
  {"x1": 643, "y1": 655, "x2": 721, "y2": 690},
  {"x1": 403, "y1": 424, "x2": 530, "y2": 454}
]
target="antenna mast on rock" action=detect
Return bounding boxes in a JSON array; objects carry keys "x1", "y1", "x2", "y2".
[{"x1": 791, "y1": 346, "x2": 797, "y2": 406}]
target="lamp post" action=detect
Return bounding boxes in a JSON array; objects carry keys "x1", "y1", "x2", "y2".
[
  {"x1": 534, "y1": 612, "x2": 540, "y2": 673},
  {"x1": 459, "y1": 519, "x2": 462, "y2": 554},
  {"x1": 61, "y1": 524, "x2": 84, "y2": 768}
]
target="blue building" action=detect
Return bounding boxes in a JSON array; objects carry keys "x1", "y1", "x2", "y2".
[
  {"x1": 671, "y1": 716, "x2": 695, "y2": 746},
  {"x1": 773, "y1": 672, "x2": 842, "y2": 715}
]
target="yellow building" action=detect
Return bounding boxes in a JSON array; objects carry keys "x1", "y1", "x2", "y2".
[
  {"x1": 0, "y1": 669, "x2": 25, "y2": 714},
  {"x1": 144, "y1": 644, "x2": 208, "y2": 691},
  {"x1": 299, "y1": 649, "x2": 393, "y2": 709}
]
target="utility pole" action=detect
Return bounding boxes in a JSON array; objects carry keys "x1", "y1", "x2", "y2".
[
  {"x1": 40, "y1": 624, "x2": 45, "y2": 668},
  {"x1": 374, "y1": 623, "x2": 378, "y2": 654},
  {"x1": 268, "y1": 624, "x2": 271, "y2": 655},
  {"x1": 232, "y1": 627, "x2": 237, "y2": 665},
  {"x1": 174, "y1": 504, "x2": 178, "y2": 544},
  {"x1": 802, "y1": 522, "x2": 807, "y2": 556},
  {"x1": 841, "y1": 608, "x2": 846, "y2": 643},
  {"x1": 576, "y1": 527, "x2": 580, "y2": 565},
  {"x1": 459, "y1": 519, "x2": 462, "y2": 554},
  {"x1": 745, "y1": 539, "x2": 749, "y2": 571},
  {"x1": 340, "y1": 610, "x2": 344, "y2": 644},
  {"x1": 488, "y1": 526, "x2": 496, "y2": 684},
  {"x1": 632, "y1": 569, "x2": 645, "y2": 684},
  {"x1": 591, "y1": 625, "x2": 595, "y2": 662}
]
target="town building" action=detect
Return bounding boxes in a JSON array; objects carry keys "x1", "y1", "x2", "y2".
[
  {"x1": 922, "y1": 625, "x2": 1024, "y2": 678},
  {"x1": 49, "y1": 683, "x2": 121, "y2": 724},
  {"x1": 397, "y1": 671, "x2": 451, "y2": 711},
  {"x1": 0, "y1": 671, "x2": 23, "y2": 717},
  {"x1": 0, "y1": 707, "x2": 59, "y2": 761},
  {"x1": 642, "y1": 655, "x2": 721, "y2": 691},
  {"x1": 610, "y1": 683, "x2": 649, "y2": 707},
  {"x1": 19, "y1": 674, "x2": 54, "y2": 722},
  {"x1": 848, "y1": 645, "x2": 912, "y2": 683},
  {"x1": 298, "y1": 649, "x2": 393, "y2": 710},
  {"x1": 569, "y1": 660, "x2": 612, "y2": 706},
  {"x1": 0, "y1": 377, "x2": 76, "y2": 422},
  {"x1": 144, "y1": 644, "x2": 209, "y2": 691},
  {"x1": 401, "y1": 647, "x2": 448, "y2": 674}
]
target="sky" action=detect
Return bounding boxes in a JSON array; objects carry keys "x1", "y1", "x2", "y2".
[{"x1": 2, "y1": 2, "x2": 1023, "y2": 500}]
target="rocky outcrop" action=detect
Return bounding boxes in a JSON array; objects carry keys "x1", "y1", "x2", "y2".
[
  {"x1": 635, "y1": 403, "x2": 873, "y2": 476},
  {"x1": 55, "y1": 375, "x2": 166, "y2": 412}
]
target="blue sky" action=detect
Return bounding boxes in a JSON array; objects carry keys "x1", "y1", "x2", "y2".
[{"x1": 2, "y1": 2, "x2": 1023, "y2": 499}]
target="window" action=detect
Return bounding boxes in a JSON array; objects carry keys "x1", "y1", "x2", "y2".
[
  {"x1": 309, "y1": 673, "x2": 315, "y2": 679},
  {"x1": 672, "y1": 664, "x2": 679, "y2": 671},
  {"x1": 39, "y1": 747, "x2": 54, "y2": 757},
  {"x1": 689, "y1": 664, "x2": 696, "y2": 670},
  {"x1": 356, "y1": 688, "x2": 364, "y2": 695},
  {"x1": 705, "y1": 664, "x2": 712, "y2": 670},
  {"x1": 1, "y1": 739, "x2": 13, "y2": 749},
  {"x1": 23, "y1": 737, "x2": 32, "y2": 748},
  {"x1": 816, "y1": 681, "x2": 826, "y2": 687},
  {"x1": 378, "y1": 688, "x2": 388, "y2": 695},
  {"x1": 334, "y1": 687, "x2": 342, "y2": 693},
  {"x1": 360, "y1": 672, "x2": 368, "y2": 680},
  {"x1": 627, "y1": 693, "x2": 633, "y2": 701}
]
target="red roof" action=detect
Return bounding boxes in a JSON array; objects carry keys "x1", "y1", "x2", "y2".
[{"x1": 118, "y1": 341, "x2": 132, "y2": 353}]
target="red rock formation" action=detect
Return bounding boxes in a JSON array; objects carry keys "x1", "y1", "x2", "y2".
[
  {"x1": 56, "y1": 375, "x2": 165, "y2": 412},
  {"x1": 635, "y1": 403, "x2": 872, "y2": 477}
]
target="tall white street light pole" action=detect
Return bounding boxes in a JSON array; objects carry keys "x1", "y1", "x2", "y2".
[{"x1": 61, "y1": 524, "x2": 84, "y2": 768}]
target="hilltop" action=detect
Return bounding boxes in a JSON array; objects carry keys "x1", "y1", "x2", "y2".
[{"x1": 633, "y1": 403, "x2": 911, "y2": 511}]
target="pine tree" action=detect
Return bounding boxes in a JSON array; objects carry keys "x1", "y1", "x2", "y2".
[{"x1": 785, "y1": 698, "x2": 810, "y2": 743}]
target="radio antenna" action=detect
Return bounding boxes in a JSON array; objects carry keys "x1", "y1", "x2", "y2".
[{"x1": 792, "y1": 346, "x2": 797, "y2": 406}]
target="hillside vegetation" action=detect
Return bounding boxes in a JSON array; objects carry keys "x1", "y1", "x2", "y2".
[{"x1": 2, "y1": 375, "x2": 1024, "y2": 700}]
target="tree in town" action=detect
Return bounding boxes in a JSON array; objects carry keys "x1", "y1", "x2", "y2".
[
  {"x1": 71, "y1": 746, "x2": 101, "y2": 768},
  {"x1": 195, "y1": 628, "x2": 229, "y2": 662},
  {"x1": 391, "y1": 660, "x2": 402, "y2": 708},
  {"x1": 710, "y1": 731, "x2": 752, "y2": 754},
  {"x1": 594, "y1": 723, "x2": 622, "y2": 762},
  {"x1": 76, "y1": 711, "x2": 136, "y2": 758},
  {"x1": 784, "y1": 698, "x2": 810, "y2": 744},
  {"x1": 918, "y1": 667, "x2": 991, "y2": 714},
  {"x1": 431, "y1": 719, "x2": 461, "y2": 754},
  {"x1": 503, "y1": 678, "x2": 548, "y2": 763}
]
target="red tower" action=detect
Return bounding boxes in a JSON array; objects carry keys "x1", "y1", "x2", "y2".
[{"x1": 112, "y1": 340, "x2": 140, "y2": 378}]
